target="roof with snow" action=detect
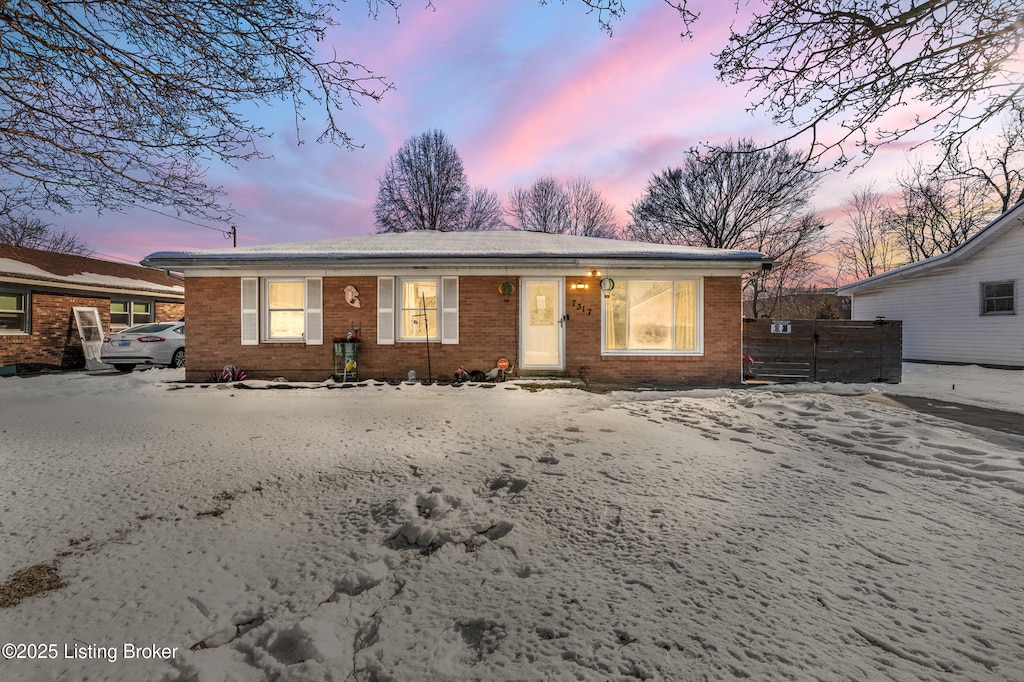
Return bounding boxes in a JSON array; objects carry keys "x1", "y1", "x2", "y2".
[
  {"x1": 838, "y1": 198, "x2": 1024, "y2": 296},
  {"x1": 142, "y1": 230, "x2": 769, "y2": 271},
  {"x1": 0, "y1": 244, "x2": 185, "y2": 297}
]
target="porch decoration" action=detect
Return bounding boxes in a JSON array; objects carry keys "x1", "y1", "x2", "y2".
[
  {"x1": 333, "y1": 332, "x2": 360, "y2": 382},
  {"x1": 216, "y1": 365, "x2": 247, "y2": 382},
  {"x1": 344, "y1": 285, "x2": 361, "y2": 308},
  {"x1": 600, "y1": 277, "x2": 615, "y2": 298},
  {"x1": 498, "y1": 280, "x2": 515, "y2": 302}
]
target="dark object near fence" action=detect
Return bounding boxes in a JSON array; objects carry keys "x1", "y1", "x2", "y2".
[{"x1": 743, "y1": 319, "x2": 902, "y2": 384}]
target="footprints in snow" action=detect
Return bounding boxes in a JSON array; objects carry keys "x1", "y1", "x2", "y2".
[{"x1": 188, "y1": 475, "x2": 525, "y2": 668}]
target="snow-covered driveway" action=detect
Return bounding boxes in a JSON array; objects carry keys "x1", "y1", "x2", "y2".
[{"x1": 1, "y1": 368, "x2": 1023, "y2": 681}]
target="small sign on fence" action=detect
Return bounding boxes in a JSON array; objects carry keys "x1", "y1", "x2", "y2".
[{"x1": 770, "y1": 320, "x2": 792, "y2": 334}]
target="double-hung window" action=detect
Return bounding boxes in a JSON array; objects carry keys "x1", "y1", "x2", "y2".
[
  {"x1": 981, "y1": 280, "x2": 1015, "y2": 315},
  {"x1": 400, "y1": 279, "x2": 438, "y2": 341},
  {"x1": 0, "y1": 290, "x2": 28, "y2": 334},
  {"x1": 265, "y1": 279, "x2": 306, "y2": 340},
  {"x1": 603, "y1": 278, "x2": 702, "y2": 354},
  {"x1": 110, "y1": 299, "x2": 153, "y2": 328},
  {"x1": 377, "y1": 276, "x2": 458, "y2": 345},
  {"x1": 239, "y1": 277, "x2": 323, "y2": 345}
]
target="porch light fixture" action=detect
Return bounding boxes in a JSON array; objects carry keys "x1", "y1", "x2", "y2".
[
  {"x1": 588, "y1": 270, "x2": 602, "y2": 277},
  {"x1": 571, "y1": 282, "x2": 589, "y2": 290}
]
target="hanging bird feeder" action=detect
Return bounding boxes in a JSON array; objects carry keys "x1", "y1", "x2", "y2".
[
  {"x1": 498, "y1": 281, "x2": 515, "y2": 302},
  {"x1": 600, "y1": 278, "x2": 615, "y2": 298}
]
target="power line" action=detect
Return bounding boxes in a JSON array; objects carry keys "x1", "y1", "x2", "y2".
[
  {"x1": 133, "y1": 204, "x2": 237, "y2": 244},
  {"x1": 91, "y1": 250, "x2": 145, "y2": 266}
]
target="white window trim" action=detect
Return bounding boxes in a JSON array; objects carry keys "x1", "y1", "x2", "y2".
[
  {"x1": 980, "y1": 279, "x2": 1016, "y2": 316},
  {"x1": 0, "y1": 288, "x2": 30, "y2": 335},
  {"x1": 601, "y1": 277, "x2": 704, "y2": 356},
  {"x1": 391, "y1": 276, "x2": 458, "y2": 344},
  {"x1": 253, "y1": 277, "x2": 323, "y2": 344}
]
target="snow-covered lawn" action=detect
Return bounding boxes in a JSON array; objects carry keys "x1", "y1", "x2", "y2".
[{"x1": 1, "y1": 364, "x2": 1023, "y2": 681}]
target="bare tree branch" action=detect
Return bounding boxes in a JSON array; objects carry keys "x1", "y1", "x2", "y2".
[
  {"x1": 506, "y1": 175, "x2": 619, "y2": 237},
  {"x1": 0, "y1": 210, "x2": 92, "y2": 255},
  {"x1": 1, "y1": 0, "x2": 397, "y2": 220},
  {"x1": 463, "y1": 186, "x2": 505, "y2": 231},
  {"x1": 886, "y1": 160, "x2": 996, "y2": 262},
  {"x1": 713, "y1": 0, "x2": 1024, "y2": 167},
  {"x1": 834, "y1": 185, "x2": 904, "y2": 282},
  {"x1": 626, "y1": 138, "x2": 829, "y2": 317}
]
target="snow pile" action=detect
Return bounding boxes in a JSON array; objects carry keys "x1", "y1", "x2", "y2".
[{"x1": 1, "y1": 366, "x2": 1022, "y2": 681}]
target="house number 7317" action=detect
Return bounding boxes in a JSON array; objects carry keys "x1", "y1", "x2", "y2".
[{"x1": 569, "y1": 300, "x2": 592, "y2": 316}]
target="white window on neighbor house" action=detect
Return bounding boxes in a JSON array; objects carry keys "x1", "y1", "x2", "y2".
[
  {"x1": 239, "y1": 277, "x2": 322, "y2": 345},
  {"x1": 377, "y1": 276, "x2": 458, "y2": 345},
  {"x1": 0, "y1": 290, "x2": 29, "y2": 334},
  {"x1": 981, "y1": 280, "x2": 1015, "y2": 315},
  {"x1": 110, "y1": 299, "x2": 153, "y2": 328},
  {"x1": 603, "y1": 278, "x2": 703, "y2": 355}
]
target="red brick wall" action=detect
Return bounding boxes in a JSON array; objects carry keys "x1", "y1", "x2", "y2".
[
  {"x1": 1, "y1": 292, "x2": 107, "y2": 368},
  {"x1": 566, "y1": 276, "x2": 742, "y2": 387},
  {"x1": 185, "y1": 275, "x2": 743, "y2": 386},
  {"x1": 156, "y1": 302, "x2": 185, "y2": 322},
  {"x1": 185, "y1": 276, "x2": 521, "y2": 382},
  {"x1": 1, "y1": 293, "x2": 186, "y2": 369}
]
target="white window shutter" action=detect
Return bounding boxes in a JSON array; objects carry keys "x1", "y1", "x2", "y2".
[
  {"x1": 305, "y1": 277, "x2": 323, "y2": 345},
  {"x1": 240, "y1": 277, "x2": 259, "y2": 345},
  {"x1": 441, "y1": 276, "x2": 459, "y2": 345},
  {"x1": 377, "y1": 276, "x2": 395, "y2": 345}
]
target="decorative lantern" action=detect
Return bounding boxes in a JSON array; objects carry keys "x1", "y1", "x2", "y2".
[
  {"x1": 600, "y1": 277, "x2": 615, "y2": 298},
  {"x1": 498, "y1": 281, "x2": 515, "y2": 302}
]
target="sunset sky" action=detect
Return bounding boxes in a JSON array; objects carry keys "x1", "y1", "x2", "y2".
[{"x1": 60, "y1": 0, "x2": 934, "y2": 265}]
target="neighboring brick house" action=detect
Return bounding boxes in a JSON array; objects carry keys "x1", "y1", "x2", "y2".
[
  {"x1": 143, "y1": 231, "x2": 768, "y2": 387},
  {"x1": 1, "y1": 245, "x2": 185, "y2": 371}
]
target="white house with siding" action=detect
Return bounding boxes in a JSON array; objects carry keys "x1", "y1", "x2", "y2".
[{"x1": 837, "y1": 198, "x2": 1024, "y2": 368}]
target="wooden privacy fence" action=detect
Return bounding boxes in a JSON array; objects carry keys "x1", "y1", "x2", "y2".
[{"x1": 743, "y1": 319, "x2": 902, "y2": 384}]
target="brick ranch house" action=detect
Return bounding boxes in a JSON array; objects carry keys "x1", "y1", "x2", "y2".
[
  {"x1": 1, "y1": 244, "x2": 185, "y2": 372},
  {"x1": 142, "y1": 230, "x2": 769, "y2": 387}
]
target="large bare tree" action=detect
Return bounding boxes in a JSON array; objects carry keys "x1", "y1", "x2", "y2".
[
  {"x1": 626, "y1": 139, "x2": 829, "y2": 317},
  {"x1": 1, "y1": 0, "x2": 395, "y2": 221},
  {"x1": 373, "y1": 130, "x2": 471, "y2": 232},
  {"x1": 506, "y1": 176, "x2": 618, "y2": 237}
]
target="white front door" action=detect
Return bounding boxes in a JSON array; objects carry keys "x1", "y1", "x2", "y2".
[{"x1": 520, "y1": 278, "x2": 564, "y2": 370}]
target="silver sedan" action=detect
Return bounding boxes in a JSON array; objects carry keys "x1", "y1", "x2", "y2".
[{"x1": 101, "y1": 322, "x2": 185, "y2": 372}]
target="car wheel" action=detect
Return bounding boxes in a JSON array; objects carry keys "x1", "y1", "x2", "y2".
[
  {"x1": 170, "y1": 348, "x2": 186, "y2": 369},
  {"x1": 112, "y1": 364, "x2": 136, "y2": 372}
]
